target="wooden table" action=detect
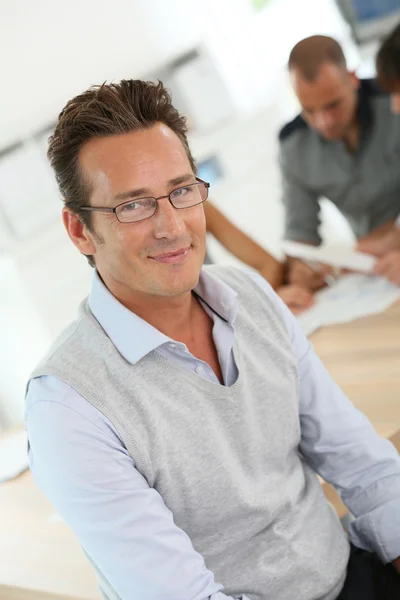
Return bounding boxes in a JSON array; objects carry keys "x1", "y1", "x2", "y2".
[
  {"x1": 310, "y1": 300, "x2": 400, "y2": 442},
  {"x1": 0, "y1": 465, "x2": 100, "y2": 600},
  {"x1": 310, "y1": 301, "x2": 400, "y2": 516},
  {"x1": 1, "y1": 303, "x2": 399, "y2": 599}
]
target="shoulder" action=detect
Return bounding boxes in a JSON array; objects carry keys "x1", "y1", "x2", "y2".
[
  {"x1": 203, "y1": 264, "x2": 263, "y2": 288},
  {"x1": 26, "y1": 375, "x2": 122, "y2": 445},
  {"x1": 203, "y1": 265, "x2": 281, "y2": 312},
  {"x1": 279, "y1": 114, "x2": 309, "y2": 143},
  {"x1": 359, "y1": 78, "x2": 387, "y2": 99},
  {"x1": 278, "y1": 115, "x2": 316, "y2": 173},
  {"x1": 28, "y1": 299, "x2": 112, "y2": 381}
]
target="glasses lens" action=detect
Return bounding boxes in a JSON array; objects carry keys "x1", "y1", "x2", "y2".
[
  {"x1": 116, "y1": 198, "x2": 156, "y2": 223},
  {"x1": 170, "y1": 183, "x2": 208, "y2": 209}
]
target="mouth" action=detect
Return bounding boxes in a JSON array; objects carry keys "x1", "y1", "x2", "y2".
[{"x1": 149, "y1": 246, "x2": 191, "y2": 264}]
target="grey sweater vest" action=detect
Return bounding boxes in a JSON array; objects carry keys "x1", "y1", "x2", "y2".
[{"x1": 30, "y1": 266, "x2": 349, "y2": 600}]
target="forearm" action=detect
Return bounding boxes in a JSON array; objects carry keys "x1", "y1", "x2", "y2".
[
  {"x1": 297, "y1": 350, "x2": 400, "y2": 562},
  {"x1": 358, "y1": 218, "x2": 397, "y2": 242},
  {"x1": 205, "y1": 201, "x2": 284, "y2": 288},
  {"x1": 222, "y1": 229, "x2": 284, "y2": 288}
]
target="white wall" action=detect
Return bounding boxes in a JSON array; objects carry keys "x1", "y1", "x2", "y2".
[
  {"x1": 0, "y1": 0, "x2": 206, "y2": 149},
  {"x1": 0, "y1": 0, "x2": 359, "y2": 148},
  {"x1": 0, "y1": 256, "x2": 50, "y2": 432}
]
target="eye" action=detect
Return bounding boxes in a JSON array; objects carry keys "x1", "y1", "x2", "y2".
[
  {"x1": 327, "y1": 100, "x2": 340, "y2": 111},
  {"x1": 171, "y1": 186, "x2": 191, "y2": 199},
  {"x1": 120, "y1": 200, "x2": 149, "y2": 212},
  {"x1": 171, "y1": 185, "x2": 198, "y2": 203}
]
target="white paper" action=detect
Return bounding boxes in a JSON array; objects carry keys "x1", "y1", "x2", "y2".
[
  {"x1": 297, "y1": 274, "x2": 400, "y2": 336},
  {"x1": 282, "y1": 241, "x2": 377, "y2": 273},
  {"x1": 0, "y1": 429, "x2": 29, "y2": 483}
]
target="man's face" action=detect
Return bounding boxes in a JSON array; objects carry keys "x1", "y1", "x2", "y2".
[
  {"x1": 291, "y1": 63, "x2": 359, "y2": 140},
  {"x1": 76, "y1": 123, "x2": 206, "y2": 301}
]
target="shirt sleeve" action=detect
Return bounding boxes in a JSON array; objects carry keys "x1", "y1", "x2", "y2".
[
  {"x1": 279, "y1": 147, "x2": 321, "y2": 245},
  {"x1": 250, "y1": 273, "x2": 400, "y2": 563},
  {"x1": 26, "y1": 376, "x2": 246, "y2": 600}
]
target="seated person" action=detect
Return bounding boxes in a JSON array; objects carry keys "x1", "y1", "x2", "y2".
[
  {"x1": 280, "y1": 35, "x2": 400, "y2": 291},
  {"x1": 357, "y1": 23, "x2": 400, "y2": 286},
  {"x1": 26, "y1": 79, "x2": 400, "y2": 600},
  {"x1": 204, "y1": 201, "x2": 313, "y2": 313}
]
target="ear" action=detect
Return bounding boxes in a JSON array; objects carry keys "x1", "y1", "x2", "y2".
[
  {"x1": 348, "y1": 71, "x2": 360, "y2": 90},
  {"x1": 62, "y1": 207, "x2": 96, "y2": 257}
]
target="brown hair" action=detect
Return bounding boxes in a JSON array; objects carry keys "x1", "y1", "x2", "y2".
[
  {"x1": 376, "y1": 23, "x2": 400, "y2": 92},
  {"x1": 288, "y1": 35, "x2": 347, "y2": 81},
  {"x1": 48, "y1": 79, "x2": 195, "y2": 267}
]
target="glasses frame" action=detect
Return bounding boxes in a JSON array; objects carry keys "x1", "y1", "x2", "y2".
[{"x1": 80, "y1": 177, "x2": 210, "y2": 223}]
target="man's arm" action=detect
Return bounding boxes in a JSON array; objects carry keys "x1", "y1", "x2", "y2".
[
  {"x1": 373, "y1": 251, "x2": 400, "y2": 285},
  {"x1": 204, "y1": 201, "x2": 284, "y2": 289},
  {"x1": 251, "y1": 273, "x2": 400, "y2": 566},
  {"x1": 356, "y1": 218, "x2": 398, "y2": 254},
  {"x1": 279, "y1": 155, "x2": 331, "y2": 291},
  {"x1": 279, "y1": 154, "x2": 321, "y2": 247},
  {"x1": 26, "y1": 377, "x2": 244, "y2": 600},
  {"x1": 204, "y1": 202, "x2": 314, "y2": 312},
  {"x1": 356, "y1": 219, "x2": 400, "y2": 284}
]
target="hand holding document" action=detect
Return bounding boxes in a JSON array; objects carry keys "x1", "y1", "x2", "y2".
[
  {"x1": 297, "y1": 274, "x2": 400, "y2": 336},
  {"x1": 282, "y1": 241, "x2": 377, "y2": 273}
]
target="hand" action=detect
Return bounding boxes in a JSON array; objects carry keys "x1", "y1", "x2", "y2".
[
  {"x1": 277, "y1": 285, "x2": 314, "y2": 314},
  {"x1": 357, "y1": 228, "x2": 400, "y2": 257},
  {"x1": 373, "y1": 251, "x2": 400, "y2": 285},
  {"x1": 287, "y1": 259, "x2": 333, "y2": 292}
]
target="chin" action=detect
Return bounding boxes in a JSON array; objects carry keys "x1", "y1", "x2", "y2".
[
  {"x1": 154, "y1": 261, "x2": 202, "y2": 297},
  {"x1": 322, "y1": 129, "x2": 344, "y2": 140}
]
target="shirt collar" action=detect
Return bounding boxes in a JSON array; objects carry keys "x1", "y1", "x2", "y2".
[
  {"x1": 88, "y1": 267, "x2": 238, "y2": 365},
  {"x1": 357, "y1": 78, "x2": 375, "y2": 135}
]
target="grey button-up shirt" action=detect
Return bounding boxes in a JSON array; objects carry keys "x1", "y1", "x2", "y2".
[{"x1": 280, "y1": 79, "x2": 400, "y2": 245}]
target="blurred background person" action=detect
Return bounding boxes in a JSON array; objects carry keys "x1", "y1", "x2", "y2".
[
  {"x1": 357, "y1": 22, "x2": 400, "y2": 286},
  {"x1": 280, "y1": 35, "x2": 400, "y2": 291}
]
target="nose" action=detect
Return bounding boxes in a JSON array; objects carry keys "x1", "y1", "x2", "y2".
[
  {"x1": 391, "y1": 93, "x2": 400, "y2": 114},
  {"x1": 152, "y1": 197, "x2": 185, "y2": 240},
  {"x1": 315, "y1": 111, "x2": 334, "y2": 132}
]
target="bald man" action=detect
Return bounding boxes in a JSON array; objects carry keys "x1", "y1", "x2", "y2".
[{"x1": 280, "y1": 35, "x2": 400, "y2": 291}]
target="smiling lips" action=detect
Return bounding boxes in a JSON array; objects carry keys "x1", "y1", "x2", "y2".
[{"x1": 150, "y1": 247, "x2": 191, "y2": 264}]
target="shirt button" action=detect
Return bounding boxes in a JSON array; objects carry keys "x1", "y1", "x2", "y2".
[
  {"x1": 169, "y1": 343, "x2": 177, "y2": 348},
  {"x1": 196, "y1": 365, "x2": 204, "y2": 374}
]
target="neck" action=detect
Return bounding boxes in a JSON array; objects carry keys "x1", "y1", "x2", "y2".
[
  {"x1": 105, "y1": 277, "x2": 199, "y2": 340},
  {"x1": 342, "y1": 117, "x2": 360, "y2": 154},
  {"x1": 132, "y1": 293, "x2": 198, "y2": 340}
]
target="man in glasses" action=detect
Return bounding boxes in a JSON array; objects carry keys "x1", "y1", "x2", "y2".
[
  {"x1": 356, "y1": 22, "x2": 400, "y2": 285},
  {"x1": 26, "y1": 80, "x2": 400, "y2": 600}
]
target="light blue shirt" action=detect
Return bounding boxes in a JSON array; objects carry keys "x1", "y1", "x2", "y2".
[{"x1": 26, "y1": 269, "x2": 400, "y2": 600}]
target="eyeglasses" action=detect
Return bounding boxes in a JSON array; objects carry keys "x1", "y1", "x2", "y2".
[{"x1": 80, "y1": 177, "x2": 210, "y2": 224}]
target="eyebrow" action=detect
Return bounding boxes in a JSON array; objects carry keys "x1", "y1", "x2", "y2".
[
  {"x1": 113, "y1": 173, "x2": 196, "y2": 202},
  {"x1": 304, "y1": 98, "x2": 342, "y2": 112}
]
